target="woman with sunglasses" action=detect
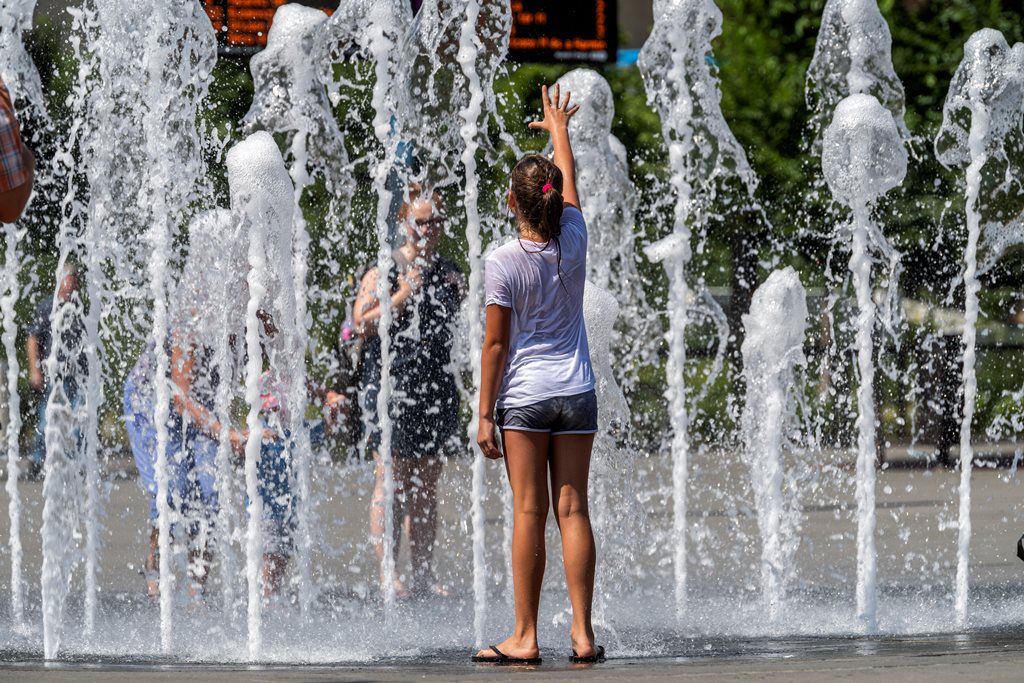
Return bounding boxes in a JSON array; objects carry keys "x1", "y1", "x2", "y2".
[{"x1": 354, "y1": 183, "x2": 464, "y2": 601}]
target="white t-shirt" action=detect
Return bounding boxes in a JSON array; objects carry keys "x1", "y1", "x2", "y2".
[{"x1": 484, "y1": 206, "x2": 595, "y2": 409}]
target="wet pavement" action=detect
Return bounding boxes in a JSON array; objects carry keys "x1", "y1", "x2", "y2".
[
  {"x1": 2, "y1": 455, "x2": 1024, "y2": 679},
  {"x1": 2, "y1": 628, "x2": 1024, "y2": 681}
]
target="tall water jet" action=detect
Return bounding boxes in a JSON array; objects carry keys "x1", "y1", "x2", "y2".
[
  {"x1": 740, "y1": 267, "x2": 809, "y2": 621},
  {"x1": 822, "y1": 93, "x2": 908, "y2": 631},
  {"x1": 319, "y1": 0, "x2": 412, "y2": 616},
  {"x1": 176, "y1": 208, "x2": 247, "y2": 618},
  {"x1": 806, "y1": 0, "x2": 908, "y2": 152},
  {"x1": 935, "y1": 30, "x2": 1024, "y2": 626},
  {"x1": 1, "y1": 224, "x2": 22, "y2": 629},
  {"x1": 582, "y1": 282, "x2": 631, "y2": 632},
  {"x1": 227, "y1": 131, "x2": 296, "y2": 658},
  {"x1": 638, "y1": 0, "x2": 760, "y2": 619},
  {"x1": 137, "y1": 1, "x2": 216, "y2": 653},
  {"x1": 456, "y1": 0, "x2": 512, "y2": 647},
  {"x1": 0, "y1": 0, "x2": 47, "y2": 632},
  {"x1": 244, "y1": 3, "x2": 345, "y2": 616}
]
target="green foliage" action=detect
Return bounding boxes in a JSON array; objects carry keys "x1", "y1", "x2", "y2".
[{"x1": 10, "y1": 1, "x2": 1024, "y2": 451}]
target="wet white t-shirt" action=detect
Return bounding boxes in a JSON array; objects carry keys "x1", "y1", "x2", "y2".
[{"x1": 484, "y1": 206, "x2": 594, "y2": 409}]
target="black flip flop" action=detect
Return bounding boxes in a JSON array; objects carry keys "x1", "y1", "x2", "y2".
[
  {"x1": 571, "y1": 645, "x2": 606, "y2": 663},
  {"x1": 472, "y1": 645, "x2": 542, "y2": 665}
]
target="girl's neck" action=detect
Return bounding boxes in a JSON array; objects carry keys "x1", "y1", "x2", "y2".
[{"x1": 517, "y1": 221, "x2": 546, "y2": 243}]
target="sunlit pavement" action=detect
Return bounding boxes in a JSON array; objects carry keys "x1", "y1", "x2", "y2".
[{"x1": 1, "y1": 456, "x2": 1024, "y2": 679}]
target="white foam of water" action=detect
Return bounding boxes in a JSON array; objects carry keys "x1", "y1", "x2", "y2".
[
  {"x1": 740, "y1": 268, "x2": 808, "y2": 621},
  {"x1": 0, "y1": 0, "x2": 47, "y2": 636},
  {"x1": 0, "y1": 0, "x2": 48, "y2": 124},
  {"x1": 227, "y1": 130, "x2": 295, "y2": 658},
  {"x1": 1, "y1": 225, "x2": 23, "y2": 629},
  {"x1": 639, "y1": 0, "x2": 761, "y2": 621},
  {"x1": 555, "y1": 68, "x2": 655, "y2": 407},
  {"x1": 244, "y1": 3, "x2": 333, "y2": 617},
  {"x1": 456, "y1": 0, "x2": 490, "y2": 648},
  {"x1": 935, "y1": 29, "x2": 1024, "y2": 627},
  {"x1": 806, "y1": 0, "x2": 908, "y2": 151},
  {"x1": 319, "y1": 0, "x2": 415, "y2": 620},
  {"x1": 822, "y1": 93, "x2": 907, "y2": 632}
]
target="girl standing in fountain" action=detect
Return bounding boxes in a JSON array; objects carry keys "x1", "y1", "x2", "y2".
[
  {"x1": 473, "y1": 85, "x2": 603, "y2": 665},
  {"x1": 354, "y1": 184, "x2": 464, "y2": 600}
]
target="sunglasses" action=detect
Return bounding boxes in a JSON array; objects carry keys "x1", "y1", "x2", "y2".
[{"x1": 413, "y1": 216, "x2": 445, "y2": 230}]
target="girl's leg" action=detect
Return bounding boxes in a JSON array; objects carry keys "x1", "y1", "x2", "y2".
[
  {"x1": 475, "y1": 430, "x2": 550, "y2": 660},
  {"x1": 407, "y1": 457, "x2": 445, "y2": 595},
  {"x1": 550, "y1": 433, "x2": 597, "y2": 657},
  {"x1": 370, "y1": 451, "x2": 408, "y2": 598}
]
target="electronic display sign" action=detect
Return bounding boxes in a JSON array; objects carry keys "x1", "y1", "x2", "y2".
[
  {"x1": 508, "y1": 0, "x2": 617, "y2": 64},
  {"x1": 203, "y1": 1, "x2": 617, "y2": 63},
  {"x1": 203, "y1": 0, "x2": 338, "y2": 54}
]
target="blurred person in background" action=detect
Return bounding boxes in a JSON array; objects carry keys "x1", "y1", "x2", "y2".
[
  {"x1": 26, "y1": 262, "x2": 86, "y2": 478},
  {"x1": 353, "y1": 183, "x2": 464, "y2": 601}
]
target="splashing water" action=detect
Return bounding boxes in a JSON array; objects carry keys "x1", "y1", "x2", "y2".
[
  {"x1": 319, "y1": 0, "x2": 413, "y2": 619},
  {"x1": 806, "y1": 0, "x2": 908, "y2": 151},
  {"x1": 0, "y1": 0, "x2": 48, "y2": 634},
  {"x1": 639, "y1": 0, "x2": 761, "y2": 620},
  {"x1": 555, "y1": 68, "x2": 655, "y2": 382},
  {"x1": 244, "y1": 3, "x2": 340, "y2": 617},
  {"x1": 5, "y1": 0, "x2": 1024, "y2": 666},
  {"x1": 822, "y1": 93, "x2": 908, "y2": 631},
  {"x1": 227, "y1": 131, "x2": 296, "y2": 658},
  {"x1": 935, "y1": 29, "x2": 1024, "y2": 627},
  {"x1": 740, "y1": 268, "x2": 809, "y2": 621}
]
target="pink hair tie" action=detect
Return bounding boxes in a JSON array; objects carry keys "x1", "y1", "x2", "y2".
[{"x1": 542, "y1": 183, "x2": 555, "y2": 194}]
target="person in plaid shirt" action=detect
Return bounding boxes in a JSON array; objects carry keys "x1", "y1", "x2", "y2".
[{"x1": 0, "y1": 77, "x2": 35, "y2": 223}]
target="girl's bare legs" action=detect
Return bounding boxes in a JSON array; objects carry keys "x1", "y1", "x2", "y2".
[
  {"x1": 370, "y1": 451, "x2": 408, "y2": 599},
  {"x1": 475, "y1": 430, "x2": 549, "y2": 660},
  {"x1": 550, "y1": 433, "x2": 597, "y2": 657},
  {"x1": 404, "y1": 457, "x2": 446, "y2": 595}
]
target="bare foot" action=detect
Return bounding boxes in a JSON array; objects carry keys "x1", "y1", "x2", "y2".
[
  {"x1": 474, "y1": 635, "x2": 540, "y2": 661},
  {"x1": 570, "y1": 628, "x2": 598, "y2": 659}
]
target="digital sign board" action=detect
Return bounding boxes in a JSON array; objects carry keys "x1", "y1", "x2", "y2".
[
  {"x1": 508, "y1": 0, "x2": 617, "y2": 64},
  {"x1": 203, "y1": 0, "x2": 338, "y2": 54},
  {"x1": 203, "y1": 1, "x2": 617, "y2": 63}
]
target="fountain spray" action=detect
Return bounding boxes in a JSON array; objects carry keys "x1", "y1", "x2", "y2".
[
  {"x1": 1, "y1": 0, "x2": 49, "y2": 633},
  {"x1": 935, "y1": 30, "x2": 1024, "y2": 627},
  {"x1": 638, "y1": 0, "x2": 760, "y2": 620},
  {"x1": 1, "y1": 224, "x2": 22, "y2": 628},
  {"x1": 227, "y1": 131, "x2": 296, "y2": 659},
  {"x1": 138, "y1": 1, "x2": 217, "y2": 653},
  {"x1": 320, "y1": 0, "x2": 412, "y2": 617},
  {"x1": 822, "y1": 94, "x2": 907, "y2": 631},
  {"x1": 806, "y1": 0, "x2": 908, "y2": 153},
  {"x1": 740, "y1": 268, "x2": 809, "y2": 621},
  {"x1": 456, "y1": 0, "x2": 511, "y2": 647},
  {"x1": 244, "y1": 3, "x2": 339, "y2": 617}
]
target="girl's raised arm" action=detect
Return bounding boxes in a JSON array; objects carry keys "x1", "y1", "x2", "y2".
[{"x1": 528, "y1": 84, "x2": 581, "y2": 210}]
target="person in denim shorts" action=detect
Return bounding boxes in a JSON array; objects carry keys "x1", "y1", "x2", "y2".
[{"x1": 473, "y1": 85, "x2": 604, "y2": 665}]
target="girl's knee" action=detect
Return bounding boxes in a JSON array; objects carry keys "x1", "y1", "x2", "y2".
[{"x1": 556, "y1": 496, "x2": 589, "y2": 521}]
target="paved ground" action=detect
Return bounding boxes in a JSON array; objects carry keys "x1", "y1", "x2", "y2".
[
  {"x1": 2, "y1": 634, "x2": 1024, "y2": 681},
  {"x1": 1, "y1": 452, "x2": 1023, "y2": 680}
]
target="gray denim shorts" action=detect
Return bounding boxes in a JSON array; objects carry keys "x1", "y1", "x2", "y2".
[{"x1": 495, "y1": 390, "x2": 598, "y2": 435}]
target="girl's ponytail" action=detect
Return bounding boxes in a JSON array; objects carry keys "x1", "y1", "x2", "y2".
[{"x1": 538, "y1": 182, "x2": 564, "y2": 241}]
